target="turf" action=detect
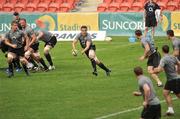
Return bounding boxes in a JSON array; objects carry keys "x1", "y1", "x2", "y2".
[{"x1": 0, "y1": 36, "x2": 179, "y2": 119}]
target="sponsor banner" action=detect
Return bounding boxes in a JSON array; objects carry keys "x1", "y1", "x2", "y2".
[
  {"x1": 50, "y1": 31, "x2": 106, "y2": 41},
  {"x1": 99, "y1": 12, "x2": 171, "y2": 36},
  {"x1": 57, "y1": 12, "x2": 99, "y2": 31},
  {"x1": 171, "y1": 12, "x2": 180, "y2": 36},
  {"x1": 0, "y1": 13, "x2": 57, "y2": 33}
]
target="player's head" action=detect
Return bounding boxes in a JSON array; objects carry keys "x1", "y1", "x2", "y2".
[
  {"x1": 19, "y1": 18, "x2": 27, "y2": 28},
  {"x1": 166, "y1": 30, "x2": 174, "y2": 40},
  {"x1": 11, "y1": 21, "x2": 18, "y2": 31},
  {"x1": 81, "y1": 25, "x2": 88, "y2": 36},
  {"x1": 162, "y1": 45, "x2": 169, "y2": 54},
  {"x1": 134, "y1": 66, "x2": 143, "y2": 77},
  {"x1": 13, "y1": 12, "x2": 20, "y2": 20},
  {"x1": 135, "y1": 30, "x2": 142, "y2": 39}
]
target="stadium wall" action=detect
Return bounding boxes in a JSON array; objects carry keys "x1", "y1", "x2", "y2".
[{"x1": 0, "y1": 12, "x2": 180, "y2": 36}]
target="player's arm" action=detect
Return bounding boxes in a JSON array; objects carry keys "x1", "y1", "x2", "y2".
[
  {"x1": 143, "y1": 9, "x2": 146, "y2": 21},
  {"x1": 24, "y1": 33, "x2": 30, "y2": 51},
  {"x1": 153, "y1": 65, "x2": 164, "y2": 74},
  {"x1": 4, "y1": 38, "x2": 17, "y2": 48},
  {"x1": 28, "y1": 31, "x2": 36, "y2": 47},
  {"x1": 81, "y1": 40, "x2": 91, "y2": 54},
  {"x1": 143, "y1": 84, "x2": 150, "y2": 108},
  {"x1": 133, "y1": 91, "x2": 142, "y2": 96},
  {"x1": 36, "y1": 31, "x2": 44, "y2": 41},
  {"x1": 140, "y1": 44, "x2": 150, "y2": 60},
  {"x1": 72, "y1": 39, "x2": 78, "y2": 51},
  {"x1": 173, "y1": 49, "x2": 179, "y2": 57}
]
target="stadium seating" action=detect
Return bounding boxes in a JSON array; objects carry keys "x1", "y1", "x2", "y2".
[
  {"x1": 25, "y1": 0, "x2": 40, "y2": 12},
  {"x1": 166, "y1": 0, "x2": 180, "y2": 11},
  {"x1": 97, "y1": 0, "x2": 113, "y2": 12},
  {"x1": 36, "y1": 0, "x2": 51, "y2": 12},
  {"x1": 97, "y1": 0, "x2": 180, "y2": 12},
  {"x1": 48, "y1": 0, "x2": 64, "y2": 12},
  {"x1": 2, "y1": 0, "x2": 16, "y2": 12},
  {"x1": 14, "y1": 0, "x2": 28, "y2": 12},
  {"x1": 59, "y1": 0, "x2": 76, "y2": 12}
]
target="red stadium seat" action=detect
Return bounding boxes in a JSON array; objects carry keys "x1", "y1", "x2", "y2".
[
  {"x1": 108, "y1": 0, "x2": 123, "y2": 12},
  {"x1": 25, "y1": 0, "x2": 39, "y2": 12},
  {"x1": 130, "y1": 0, "x2": 146, "y2": 12},
  {"x1": 2, "y1": 0, "x2": 17, "y2": 12},
  {"x1": 166, "y1": 0, "x2": 180, "y2": 11},
  {"x1": 119, "y1": 0, "x2": 134, "y2": 12},
  {"x1": 60, "y1": 0, "x2": 76, "y2": 12},
  {"x1": 14, "y1": 0, "x2": 28, "y2": 12},
  {"x1": 48, "y1": 0, "x2": 64, "y2": 12},
  {"x1": 36, "y1": 0, "x2": 50, "y2": 12},
  {"x1": 97, "y1": 0, "x2": 113, "y2": 12},
  {"x1": 156, "y1": 0, "x2": 169, "y2": 10}
]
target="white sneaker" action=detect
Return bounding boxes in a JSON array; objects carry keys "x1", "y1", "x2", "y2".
[
  {"x1": 49, "y1": 65, "x2": 55, "y2": 70},
  {"x1": 166, "y1": 109, "x2": 174, "y2": 116},
  {"x1": 27, "y1": 63, "x2": 34, "y2": 69}
]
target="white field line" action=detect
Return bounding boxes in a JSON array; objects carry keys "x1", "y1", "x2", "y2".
[{"x1": 95, "y1": 97, "x2": 178, "y2": 119}]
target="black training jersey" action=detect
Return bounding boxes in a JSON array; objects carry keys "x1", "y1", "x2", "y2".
[
  {"x1": 5, "y1": 29, "x2": 25, "y2": 49},
  {"x1": 144, "y1": 2, "x2": 160, "y2": 17}
]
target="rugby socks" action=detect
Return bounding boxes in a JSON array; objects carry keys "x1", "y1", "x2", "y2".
[
  {"x1": 22, "y1": 64, "x2": 29, "y2": 76},
  {"x1": 14, "y1": 58, "x2": 21, "y2": 69},
  {"x1": 97, "y1": 63, "x2": 109, "y2": 72},
  {"x1": 91, "y1": 59, "x2": 97, "y2": 72},
  {"x1": 8, "y1": 62, "x2": 13, "y2": 73},
  {"x1": 29, "y1": 58, "x2": 38, "y2": 67},
  {"x1": 45, "y1": 53, "x2": 53, "y2": 66},
  {"x1": 39, "y1": 58, "x2": 48, "y2": 70}
]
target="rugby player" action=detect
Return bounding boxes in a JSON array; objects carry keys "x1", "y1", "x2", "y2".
[
  {"x1": 72, "y1": 26, "x2": 111, "y2": 76},
  {"x1": 135, "y1": 30, "x2": 162, "y2": 87},
  {"x1": 151, "y1": 45, "x2": 180, "y2": 116}
]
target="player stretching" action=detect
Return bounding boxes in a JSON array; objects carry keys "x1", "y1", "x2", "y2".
[
  {"x1": 133, "y1": 66, "x2": 161, "y2": 119},
  {"x1": 135, "y1": 30, "x2": 162, "y2": 87},
  {"x1": 151, "y1": 45, "x2": 180, "y2": 116},
  {"x1": 4, "y1": 21, "x2": 29, "y2": 78},
  {"x1": 72, "y1": 26, "x2": 111, "y2": 76}
]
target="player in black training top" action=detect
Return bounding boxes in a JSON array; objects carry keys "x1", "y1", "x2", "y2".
[
  {"x1": 72, "y1": 26, "x2": 111, "y2": 76},
  {"x1": 144, "y1": 0, "x2": 162, "y2": 38}
]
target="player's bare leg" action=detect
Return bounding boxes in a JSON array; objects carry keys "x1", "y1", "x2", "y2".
[
  {"x1": 44, "y1": 45, "x2": 55, "y2": 70},
  {"x1": 20, "y1": 57, "x2": 29, "y2": 76},
  {"x1": 152, "y1": 27, "x2": 155, "y2": 39},
  {"x1": 7, "y1": 52, "x2": 15, "y2": 78},
  {"x1": 163, "y1": 89, "x2": 174, "y2": 116},
  {"x1": 148, "y1": 66, "x2": 162, "y2": 87},
  {"x1": 144, "y1": 27, "x2": 148, "y2": 37}
]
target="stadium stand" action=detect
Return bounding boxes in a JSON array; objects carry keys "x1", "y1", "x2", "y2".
[
  {"x1": 97, "y1": 0, "x2": 180, "y2": 12},
  {"x1": 0, "y1": 0, "x2": 84, "y2": 12},
  {"x1": 0, "y1": 0, "x2": 179, "y2": 12}
]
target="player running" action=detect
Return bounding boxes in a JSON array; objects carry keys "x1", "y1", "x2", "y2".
[
  {"x1": 151, "y1": 45, "x2": 180, "y2": 116},
  {"x1": 144, "y1": 0, "x2": 162, "y2": 38},
  {"x1": 72, "y1": 26, "x2": 111, "y2": 76},
  {"x1": 135, "y1": 30, "x2": 162, "y2": 87},
  {"x1": 4, "y1": 21, "x2": 29, "y2": 78},
  {"x1": 20, "y1": 18, "x2": 48, "y2": 71},
  {"x1": 166, "y1": 30, "x2": 180, "y2": 74},
  {"x1": 133, "y1": 66, "x2": 161, "y2": 119}
]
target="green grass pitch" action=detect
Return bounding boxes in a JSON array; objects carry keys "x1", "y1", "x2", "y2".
[{"x1": 0, "y1": 36, "x2": 179, "y2": 119}]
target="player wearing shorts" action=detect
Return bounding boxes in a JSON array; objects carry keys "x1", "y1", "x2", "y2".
[
  {"x1": 133, "y1": 66, "x2": 161, "y2": 119},
  {"x1": 36, "y1": 29, "x2": 57, "y2": 70},
  {"x1": 19, "y1": 18, "x2": 48, "y2": 71},
  {"x1": 144, "y1": 0, "x2": 162, "y2": 38},
  {"x1": 152, "y1": 45, "x2": 180, "y2": 116},
  {"x1": 4, "y1": 21, "x2": 29, "y2": 78},
  {"x1": 135, "y1": 30, "x2": 162, "y2": 87},
  {"x1": 166, "y1": 30, "x2": 180, "y2": 74},
  {"x1": 72, "y1": 26, "x2": 111, "y2": 76}
]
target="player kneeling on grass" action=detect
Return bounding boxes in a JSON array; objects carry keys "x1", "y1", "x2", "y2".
[
  {"x1": 72, "y1": 25, "x2": 111, "y2": 76},
  {"x1": 35, "y1": 20, "x2": 57, "y2": 70},
  {"x1": 20, "y1": 18, "x2": 48, "y2": 71},
  {"x1": 135, "y1": 30, "x2": 162, "y2": 87},
  {"x1": 150, "y1": 45, "x2": 180, "y2": 116},
  {"x1": 4, "y1": 21, "x2": 29, "y2": 78},
  {"x1": 133, "y1": 66, "x2": 161, "y2": 119}
]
